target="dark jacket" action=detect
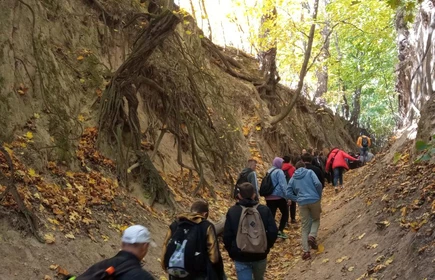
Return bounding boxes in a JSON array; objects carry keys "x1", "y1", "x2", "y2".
[
  {"x1": 223, "y1": 199, "x2": 278, "y2": 262},
  {"x1": 305, "y1": 163, "x2": 325, "y2": 188},
  {"x1": 237, "y1": 168, "x2": 259, "y2": 196},
  {"x1": 76, "y1": 250, "x2": 154, "y2": 280}
]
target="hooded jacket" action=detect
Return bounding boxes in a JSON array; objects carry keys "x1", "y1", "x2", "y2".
[
  {"x1": 223, "y1": 199, "x2": 278, "y2": 262},
  {"x1": 161, "y1": 213, "x2": 220, "y2": 274},
  {"x1": 287, "y1": 168, "x2": 322, "y2": 205},
  {"x1": 282, "y1": 163, "x2": 295, "y2": 181},
  {"x1": 325, "y1": 148, "x2": 358, "y2": 172},
  {"x1": 264, "y1": 167, "x2": 288, "y2": 199}
]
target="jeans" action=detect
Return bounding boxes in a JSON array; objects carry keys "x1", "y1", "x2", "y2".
[
  {"x1": 333, "y1": 167, "x2": 344, "y2": 187},
  {"x1": 360, "y1": 147, "x2": 369, "y2": 163},
  {"x1": 266, "y1": 198, "x2": 289, "y2": 231},
  {"x1": 299, "y1": 200, "x2": 322, "y2": 252},
  {"x1": 235, "y1": 259, "x2": 267, "y2": 280}
]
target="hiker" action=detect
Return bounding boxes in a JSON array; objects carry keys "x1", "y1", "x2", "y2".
[
  {"x1": 234, "y1": 159, "x2": 259, "y2": 200},
  {"x1": 325, "y1": 148, "x2": 358, "y2": 192},
  {"x1": 65, "y1": 225, "x2": 155, "y2": 279},
  {"x1": 301, "y1": 148, "x2": 307, "y2": 155},
  {"x1": 223, "y1": 182, "x2": 278, "y2": 280},
  {"x1": 161, "y1": 200, "x2": 225, "y2": 280},
  {"x1": 287, "y1": 161, "x2": 322, "y2": 261},
  {"x1": 356, "y1": 133, "x2": 372, "y2": 165},
  {"x1": 302, "y1": 153, "x2": 325, "y2": 188},
  {"x1": 262, "y1": 157, "x2": 290, "y2": 239},
  {"x1": 282, "y1": 155, "x2": 297, "y2": 224}
]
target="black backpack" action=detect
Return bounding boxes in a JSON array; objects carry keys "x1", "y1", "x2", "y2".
[
  {"x1": 163, "y1": 220, "x2": 209, "y2": 278},
  {"x1": 64, "y1": 258, "x2": 138, "y2": 280},
  {"x1": 233, "y1": 169, "x2": 253, "y2": 198},
  {"x1": 259, "y1": 169, "x2": 279, "y2": 197},
  {"x1": 361, "y1": 136, "x2": 369, "y2": 147}
]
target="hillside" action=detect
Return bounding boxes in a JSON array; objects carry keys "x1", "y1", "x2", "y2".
[
  {"x1": 289, "y1": 129, "x2": 435, "y2": 279},
  {"x1": 0, "y1": 1, "x2": 358, "y2": 279}
]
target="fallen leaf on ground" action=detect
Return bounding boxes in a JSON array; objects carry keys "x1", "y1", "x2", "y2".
[
  {"x1": 49, "y1": 264, "x2": 59, "y2": 270},
  {"x1": 336, "y1": 256, "x2": 349, "y2": 263},
  {"x1": 44, "y1": 233, "x2": 56, "y2": 244},
  {"x1": 322, "y1": 258, "x2": 329, "y2": 263},
  {"x1": 65, "y1": 233, "x2": 75, "y2": 239},
  {"x1": 348, "y1": 266, "x2": 354, "y2": 272},
  {"x1": 316, "y1": 243, "x2": 325, "y2": 254},
  {"x1": 358, "y1": 233, "x2": 366, "y2": 240}
]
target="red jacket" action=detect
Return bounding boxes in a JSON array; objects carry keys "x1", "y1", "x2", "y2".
[
  {"x1": 282, "y1": 163, "x2": 295, "y2": 178},
  {"x1": 325, "y1": 149, "x2": 358, "y2": 172}
]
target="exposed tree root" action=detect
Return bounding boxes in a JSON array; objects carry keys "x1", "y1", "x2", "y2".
[
  {"x1": 99, "y1": 10, "x2": 180, "y2": 206},
  {"x1": 0, "y1": 146, "x2": 44, "y2": 243}
]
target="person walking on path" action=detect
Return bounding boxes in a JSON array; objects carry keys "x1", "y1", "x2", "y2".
[
  {"x1": 264, "y1": 157, "x2": 290, "y2": 239},
  {"x1": 161, "y1": 200, "x2": 225, "y2": 280},
  {"x1": 282, "y1": 156, "x2": 297, "y2": 224},
  {"x1": 223, "y1": 182, "x2": 278, "y2": 280},
  {"x1": 65, "y1": 225, "x2": 156, "y2": 280},
  {"x1": 234, "y1": 159, "x2": 259, "y2": 200},
  {"x1": 325, "y1": 148, "x2": 358, "y2": 193},
  {"x1": 287, "y1": 162, "x2": 323, "y2": 260},
  {"x1": 356, "y1": 133, "x2": 372, "y2": 165},
  {"x1": 302, "y1": 153, "x2": 325, "y2": 188}
]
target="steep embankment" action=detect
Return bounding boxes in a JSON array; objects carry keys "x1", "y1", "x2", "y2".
[
  {"x1": 288, "y1": 130, "x2": 435, "y2": 280},
  {"x1": 0, "y1": 1, "x2": 358, "y2": 279}
]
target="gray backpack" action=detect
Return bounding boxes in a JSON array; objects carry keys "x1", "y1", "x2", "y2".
[{"x1": 236, "y1": 205, "x2": 267, "y2": 253}]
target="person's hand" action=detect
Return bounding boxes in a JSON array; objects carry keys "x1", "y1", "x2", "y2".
[{"x1": 287, "y1": 200, "x2": 292, "y2": 206}]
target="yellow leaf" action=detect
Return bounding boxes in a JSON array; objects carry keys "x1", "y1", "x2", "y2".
[
  {"x1": 369, "y1": 243, "x2": 378, "y2": 249},
  {"x1": 185, "y1": 30, "x2": 192, "y2": 35},
  {"x1": 25, "y1": 131, "x2": 33, "y2": 140},
  {"x1": 316, "y1": 243, "x2": 325, "y2": 254},
  {"x1": 44, "y1": 233, "x2": 56, "y2": 244},
  {"x1": 48, "y1": 218, "x2": 60, "y2": 225},
  {"x1": 34, "y1": 113, "x2": 40, "y2": 119},
  {"x1": 102, "y1": 235, "x2": 109, "y2": 242},
  {"x1": 348, "y1": 266, "x2": 355, "y2": 272},
  {"x1": 78, "y1": 114, "x2": 85, "y2": 122},
  {"x1": 65, "y1": 171, "x2": 74, "y2": 178},
  {"x1": 49, "y1": 264, "x2": 58, "y2": 270},
  {"x1": 28, "y1": 168, "x2": 37, "y2": 177},
  {"x1": 65, "y1": 233, "x2": 75, "y2": 239},
  {"x1": 336, "y1": 256, "x2": 349, "y2": 263},
  {"x1": 80, "y1": 78, "x2": 85, "y2": 83},
  {"x1": 77, "y1": 55, "x2": 84, "y2": 61},
  {"x1": 17, "y1": 89, "x2": 25, "y2": 95},
  {"x1": 358, "y1": 233, "x2": 366, "y2": 240},
  {"x1": 44, "y1": 275, "x2": 52, "y2": 280},
  {"x1": 401, "y1": 206, "x2": 407, "y2": 217},
  {"x1": 242, "y1": 126, "x2": 250, "y2": 137},
  {"x1": 385, "y1": 257, "x2": 394, "y2": 265},
  {"x1": 255, "y1": 125, "x2": 262, "y2": 131},
  {"x1": 322, "y1": 258, "x2": 329, "y2": 263}
]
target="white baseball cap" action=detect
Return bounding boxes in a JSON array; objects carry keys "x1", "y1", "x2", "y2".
[{"x1": 122, "y1": 225, "x2": 156, "y2": 247}]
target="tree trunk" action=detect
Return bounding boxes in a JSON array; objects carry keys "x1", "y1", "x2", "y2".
[
  {"x1": 270, "y1": 0, "x2": 320, "y2": 125},
  {"x1": 350, "y1": 86, "x2": 362, "y2": 126},
  {"x1": 258, "y1": 6, "x2": 280, "y2": 101},
  {"x1": 314, "y1": 2, "x2": 330, "y2": 100}
]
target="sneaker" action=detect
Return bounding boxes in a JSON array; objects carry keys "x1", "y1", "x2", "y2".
[
  {"x1": 334, "y1": 187, "x2": 339, "y2": 193},
  {"x1": 278, "y1": 231, "x2": 288, "y2": 239},
  {"x1": 291, "y1": 219, "x2": 297, "y2": 224},
  {"x1": 302, "y1": 251, "x2": 311, "y2": 260},
  {"x1": 340, "y1": 185, "x2": 344, "y2": 189},
  {"x1": 308, "y1": 236, "x2": 318, "y2": 250}
]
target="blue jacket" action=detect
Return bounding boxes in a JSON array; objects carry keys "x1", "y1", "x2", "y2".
[
  {"x1": 287, "y1": 168, "x2": 322, "y2": 205},
  {"x1": 267, "y1": 167, "x2": 288, "y2": 199}
]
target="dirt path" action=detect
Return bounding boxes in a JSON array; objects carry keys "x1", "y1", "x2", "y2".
[{"x1": 286, "y1": 161, "x2": 435, "y2": 280}]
